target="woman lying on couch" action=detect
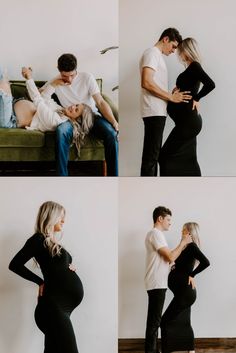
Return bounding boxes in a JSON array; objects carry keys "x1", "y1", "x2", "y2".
[{"x1": 0, "y1": 67, "x2": 94, "y2": 152}]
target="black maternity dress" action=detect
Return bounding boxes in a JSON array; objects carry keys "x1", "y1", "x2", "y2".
[
  {"x1": 159, "y1": 61, "x2": 215, "y2": 176},
  {"x1": 161, "y1": 242, "x2": 210, "y2": 353},
  {"x1": 9, "y1": 233, "x2": 84, "y2": 353}
]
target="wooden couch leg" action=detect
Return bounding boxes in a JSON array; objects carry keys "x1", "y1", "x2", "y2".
[{"x1": 103, "y1": 161, "x2": 107, "y2": 176}]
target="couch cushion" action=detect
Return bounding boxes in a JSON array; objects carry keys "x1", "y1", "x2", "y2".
[{"x1": 0, "y1": 128, "x2": 45, "y2": 147}]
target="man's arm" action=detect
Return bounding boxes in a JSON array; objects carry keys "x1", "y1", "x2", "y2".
[
  {"x1": 158, "y1": 236, "x2": 192, "y2": 263},
  {"x1": 92, "y1": 93, "x2": 119, "y2": 131},
  {"x1": 141, "y1": 67, "x2": 192, "y2": 103}
]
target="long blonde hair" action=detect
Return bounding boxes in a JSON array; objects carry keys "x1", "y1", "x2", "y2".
[
  {"x1": 35, "y1": 201, "x2": 65, "y2": 257},
  {"x1": 178, "y1": 37, "x2": 201, "y2": 64},
  {"x1": 183, "y1": 222, "x2": 200, "y2": 247}
]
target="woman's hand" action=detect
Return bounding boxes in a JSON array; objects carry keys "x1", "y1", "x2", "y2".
[
  {"x1": 51, "y1": 78, "x2": 67, "y2": 87},
  {"x1": 192, "y1": 100, "x2": 200, "y2": 111},
  {"x1": 22, "y1": 67, "x2": 32, "y2": 80},
  {"x1": 188, "y1": 276, "x2": 196, "y2": 289},
  {"x1": 69, "y1": 264, "x2": 76, "y2": 272},
  {"x1": 38, "y1": 283, "x2": 44, "y2": 297}
]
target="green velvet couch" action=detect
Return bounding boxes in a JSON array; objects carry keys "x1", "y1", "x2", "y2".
[{"x1": 0, "y1": 79, "x2": 118, "y2": 175}]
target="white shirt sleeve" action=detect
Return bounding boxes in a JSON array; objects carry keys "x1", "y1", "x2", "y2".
[
  {"x1": 141, "y1": 48, "x2": 160, "y2": 71},
  {"x1": 150, "y1": 231, "x2": 168, "y2": 251},
  {"x1": 26, "y1": 79, "x2": 67, "y2": 131},
  {"x1": 88, "y1": 73, "x2": 100, "y2": 96}
]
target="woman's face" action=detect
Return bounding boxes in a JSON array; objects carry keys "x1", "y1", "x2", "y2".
[
  {"x1": 178, "y1": 50, "x2": 189, "y2": 65},
  {"x1": 54, "y1": 216, "x2": 65, "y2": 232},
  {"x1": 64, "y1": 103, "x2": 83, "y2": 119}
]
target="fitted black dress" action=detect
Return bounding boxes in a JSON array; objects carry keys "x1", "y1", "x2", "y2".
[
  {"x1": 9, "y1": 233, "x2": 84, "y2": 353},
  {"x1": 161, "y1": 242, "x2": 210, "y2": 353},
  {"x1": 159, "y1": 61, "x2": 215, "y2": 176}
]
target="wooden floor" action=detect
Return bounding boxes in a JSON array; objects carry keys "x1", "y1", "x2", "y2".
[
  {"x1": 0, "y1": 161, "x2": 105, "y2": 176},
  {"x1": 118, "y1": 338, "x2": 236, "y2": 353}
]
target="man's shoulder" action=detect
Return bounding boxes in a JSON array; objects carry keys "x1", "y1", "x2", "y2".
[
  {"x1": 146, "y1": 228, "x2": 164, "y2": 239},
  {"x1": 142, "y1": 47, "x2": 160, "y2": 58},
  {"x1": 77, "y1": 72, "x2": 95, "y2": 81}
]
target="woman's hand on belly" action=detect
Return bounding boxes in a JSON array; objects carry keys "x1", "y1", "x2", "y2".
[{"x1": 69, "y1": 264, "x2": 76, "y2": 272}]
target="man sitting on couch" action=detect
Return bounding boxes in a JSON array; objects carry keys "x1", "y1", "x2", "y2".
[{"x1": 41, "y1": 53, "x2": 119, "y2": 176}]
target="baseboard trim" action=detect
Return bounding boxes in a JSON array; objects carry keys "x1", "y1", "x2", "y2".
[{"x1": 118, "y1": 338, "x2": 236, "y2": 352}]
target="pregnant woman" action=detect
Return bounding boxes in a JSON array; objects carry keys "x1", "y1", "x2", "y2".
[
  {"x1": 159, "y1": 38, "x2": 215, "y2": 176},
  {"x1": 161, "y1": 222, "x2": 210, "y2": 353},
  {"x1": 9, "y1": 201, "x2": 84, "y2": 353},
  {"x1": 0, "y1": 67, "x2": 94, "y2": 153}
]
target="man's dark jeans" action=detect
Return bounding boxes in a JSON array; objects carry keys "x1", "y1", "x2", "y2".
[{"x1": 141, "y1": 116, "x2": 166, "y2": 176}]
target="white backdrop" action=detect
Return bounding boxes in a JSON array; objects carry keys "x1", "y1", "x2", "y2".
[
  {"x1": 119, "y1": 177, "x2": 236, "y2": 337},
  {"x1": 0, "y1": 0, "x2": 118, "y2": 104},
  {"x1": 0, "y1": 177, "x2": 118, "y2": 353},
  {"x1": 119, "y1": 0, "x2": 236, "y2": 176}
]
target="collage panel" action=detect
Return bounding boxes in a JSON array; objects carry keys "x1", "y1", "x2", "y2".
[
  {"x1": 0, "y1": 0, "x2": 118, "y2": 177},
  {"x1": 119, "y1": 177, "x2": 236, "y2": 352},
  {"x1": 0, "y1": 177, "x2": 118, "y2": 353},
  {"x1": 119, "y1": 0, "x2": 235, "y2": 176}
]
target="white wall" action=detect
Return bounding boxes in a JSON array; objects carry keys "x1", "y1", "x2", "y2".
[
  {"x1": 119, "y1": 0, "x2": 236, "y2": 176},
  {"x1": 0, "y1": 0, "x2": 118, "y2": 104},
  {"x1": 119, "y1": 178, "x2": 236, "y2": 337},
  {"x1": 0, "y1": 177, "x2": 118, "y2": 353}
]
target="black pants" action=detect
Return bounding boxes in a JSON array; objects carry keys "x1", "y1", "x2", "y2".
[
  {"x1": 145, "y1": 288, "x2": 166, "y2": 353},
  {"x1": 141, "y1": 116, "x2": 166, "y2": 176}
]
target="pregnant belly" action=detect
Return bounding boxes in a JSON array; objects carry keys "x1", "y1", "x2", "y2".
[{"x1": 45, "y1": 270, "x2": 84, "y2": 310}]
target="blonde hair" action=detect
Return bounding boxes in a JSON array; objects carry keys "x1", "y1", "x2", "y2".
[
  {"x1": 183, "y1": 222, "x2": 200, "y2": 247},
  {"x1": 177, "y1": 37, "x2": 201, "y2": 64},
  {"x1": 35, "y1": 201, "x2": 65, "y2": 257}
]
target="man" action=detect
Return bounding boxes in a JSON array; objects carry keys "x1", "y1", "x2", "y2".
[
  {"x1": 145, "y1": 206, "x2": 192, "y2": 353},
  {"x1": 140, "y1": 28, "x2": 192, "y2": 176},
  {"x1": 42, "y1": 53, "x2": 118, "y2": 176}
]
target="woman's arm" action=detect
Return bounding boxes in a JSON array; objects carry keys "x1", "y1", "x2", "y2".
[
  {"x1": 190, "y1": 243, "x2": 210, "y2": 277},
  {"x1": 9, "y1": 235, "x2": 44, "y2": 286},
  {"x1": 192, "y1": 62, "x2": 215, "y2": 101}
]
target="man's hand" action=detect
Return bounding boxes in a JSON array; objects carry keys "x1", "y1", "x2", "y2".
[
  {"x1": 22, "y1": 67, "x2": 33, "y2": 80},
  {"x1": 38, "y1": 283, "x2": 44, "y2": 297},
  {"x1": 171, "y1": 89, "x2": 192, "y2": 103},
  {"x1": 181, "y1": 232, "x2": 192, "y2": 246},
  {"x1": 113, "y1": 121, "x2": 119, "y2": 132},
  {"x1": 188, "y1": 276, "x2": 196, "y2": 289}
]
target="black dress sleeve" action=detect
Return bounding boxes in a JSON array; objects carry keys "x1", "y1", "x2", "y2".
[
  {"x1": 191, "y1": 62, "x2": 215, "y2": 101},
  {"x1": 9, "y1": 234, "x2": 44, "y2": 285},
  {"x1": 190, "y1": 243, "x2": 210, "y2": 277}
]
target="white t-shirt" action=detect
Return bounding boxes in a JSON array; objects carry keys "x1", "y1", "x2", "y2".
[
  {"x1": 140, "y1": 46, "x2": 168, "y2": 117},
  {"x1": 25, "y1": 79, "x2": 68, "y2": 132},
  {"x1": 144, "y1": 227, "x2": 170, "y2": 290},
  {"x1": 54, "y1": 72, "x2": 100, "y2": 113}
]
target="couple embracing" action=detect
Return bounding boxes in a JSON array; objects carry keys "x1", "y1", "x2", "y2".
[
  {"x1": 0, "y1": 54, "x2": 118, "y2": 176},
  {"x1": 140, "y1": 28, "x2": 215, "y2": 177},
  {"x1": 145, "y1": 206, "x2": 210, "y2": 353}
]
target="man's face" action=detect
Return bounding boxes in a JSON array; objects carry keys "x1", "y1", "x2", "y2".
[
  {"x1": 159, "y1": 215, "x2": 171, "y2": 231},
  {"x1": 162, "y1": 37, "x2": 179, "y2": 56},
  {"x1": 59, "y1": 70, "x2": 77, "y2": 85}
]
